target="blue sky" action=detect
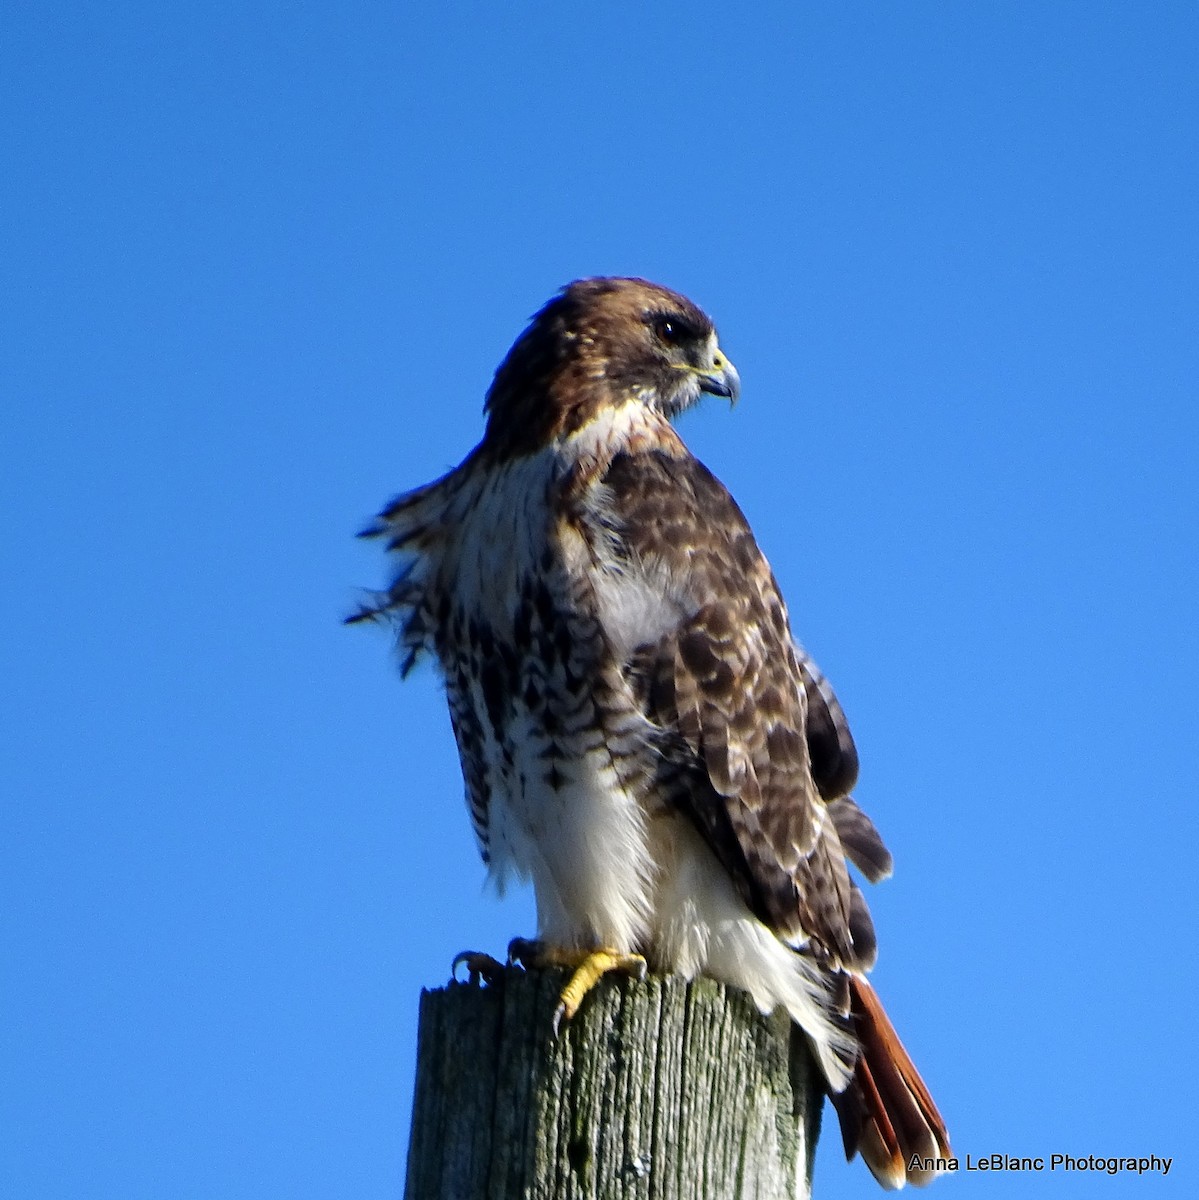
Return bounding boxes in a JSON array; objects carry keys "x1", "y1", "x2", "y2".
[{"x1": 3, "y1": 3, "x2": 1196, "y2": 1197}]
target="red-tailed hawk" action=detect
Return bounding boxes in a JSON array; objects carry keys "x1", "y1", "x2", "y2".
[{"x1": 352, "y1": 277, "x2": 949, "y2": 1188}]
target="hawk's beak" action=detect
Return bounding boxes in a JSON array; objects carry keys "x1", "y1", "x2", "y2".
[{"x1": 697, "y1": 351, "x2": 741, "y2": 405}]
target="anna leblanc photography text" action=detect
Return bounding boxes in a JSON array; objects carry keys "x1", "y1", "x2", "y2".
[{"x1": 909, "y1": 1153, "x2": 1173, "y2": 1177}]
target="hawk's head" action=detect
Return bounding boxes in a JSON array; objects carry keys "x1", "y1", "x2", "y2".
[{"x1": 483, "y1": 277, "x2": 740, "y2": 456}]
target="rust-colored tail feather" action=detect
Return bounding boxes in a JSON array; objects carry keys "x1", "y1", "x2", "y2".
[{"x1": 830, "y1": 976, "x2": 951, "y2": 1189}]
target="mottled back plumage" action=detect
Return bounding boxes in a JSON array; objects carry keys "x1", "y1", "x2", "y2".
[{"x1": 353, "y1": 277, "x2": 948, "y2": 1188}]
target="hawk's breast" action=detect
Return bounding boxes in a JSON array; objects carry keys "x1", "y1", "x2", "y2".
[{"x1": 434, "y1": 448, "x2": 660, "y2": 952}]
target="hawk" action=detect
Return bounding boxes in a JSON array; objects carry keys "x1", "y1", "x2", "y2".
[{"x1": 352, "y1": 277, "x2": 950, "y2": 1188}]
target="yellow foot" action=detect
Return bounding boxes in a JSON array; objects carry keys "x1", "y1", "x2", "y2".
[
  {"x1": 505, "y1": 939, "x2": 647, "y2": 1034},
  {"x1": 450, "y1": 950, "x2": 506, "y2": 987}
]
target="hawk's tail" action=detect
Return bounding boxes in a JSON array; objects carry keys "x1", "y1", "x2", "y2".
[{"x1": 830, "y1": 976, "x2": 951, "y2": 1189}]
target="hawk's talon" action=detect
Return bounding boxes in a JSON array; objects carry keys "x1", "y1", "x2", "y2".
[
  {"x1": 551, "y1": 1000, "x2": 568, "y2": 1039},
  {"x1": 451, "y1": 950, "x2": 506, "y2": 987},
  {"x1": 553, "y1": 947, "x2": 648, "y2": 1031},
  {"x1": 495, "y1": 940, "x2": 648, "y2": 1029},
  {"x1": 506, "y1": 937, "x2": 544, "y2": 969}
]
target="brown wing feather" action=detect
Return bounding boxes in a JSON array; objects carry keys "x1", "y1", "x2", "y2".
[
  {"x1": 796, "y1": 648, "x2": 860, "y2": 799},
  {"x1": 601, "y1": 449, "x2": 876, "y2": 970},
  {"x1": 827, "y1": 796, "x2": 894, "y2": 884}
]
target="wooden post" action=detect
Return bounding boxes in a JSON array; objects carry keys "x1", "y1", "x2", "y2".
[{"x1": 404, "y1": 968, "x2": 822, "y2": 1199}]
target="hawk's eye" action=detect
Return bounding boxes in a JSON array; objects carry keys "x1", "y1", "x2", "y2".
[{"x1": 652, "y1": 314, "x2": 686, "y2": 346}]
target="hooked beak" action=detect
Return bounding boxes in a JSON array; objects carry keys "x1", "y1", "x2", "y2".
[{"x1": 697, "y1": 349, "x2": 741, "y2": 405}]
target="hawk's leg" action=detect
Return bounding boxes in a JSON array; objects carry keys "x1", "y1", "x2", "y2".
[{"x1": 507, "y1": 938, "x2": 647, "y2": 1033}]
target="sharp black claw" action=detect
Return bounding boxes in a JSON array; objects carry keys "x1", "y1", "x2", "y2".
[
  {"x1": 506, "y1": 936, "x2": 542, "y2": 968},
  {"x1": 450, "y1": 951, "x2": 505, "y2": 987}
]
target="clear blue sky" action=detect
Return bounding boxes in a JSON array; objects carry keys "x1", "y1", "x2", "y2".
[{"x1": 3, "y1": 4, "x2": 1196, "y2": 1197}]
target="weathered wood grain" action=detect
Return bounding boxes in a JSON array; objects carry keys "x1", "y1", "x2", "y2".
[{"x1": 404, "y1": 968, "x2": 821, "y2": 1199}]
